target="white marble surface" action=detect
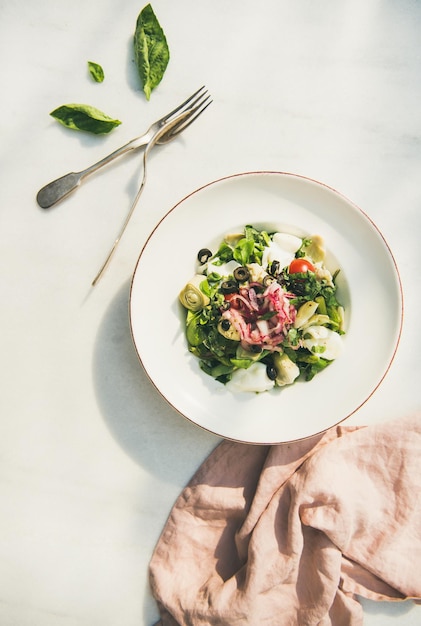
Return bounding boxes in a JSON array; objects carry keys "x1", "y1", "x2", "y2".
[{"x1": 1, "y1": 1, "x2": 420, "y2": 624}]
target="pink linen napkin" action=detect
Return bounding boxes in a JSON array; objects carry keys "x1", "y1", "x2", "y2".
[{"x1": 149, "y1": 414, "x2": 421, "y2": 625}]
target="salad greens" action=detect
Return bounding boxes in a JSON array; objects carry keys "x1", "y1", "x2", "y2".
[
  {"x1": 87, "y1": 61, "x2": 105, "y2": 83},
  {"x1": 179, "y1": 226, "x2": 345, "y2": 393},
  {"x1": 50, "y1": 104, "x2": 121, "y2": 134},
  {"x1": 134, "y1": 4, "x2": 170, "y2": 100}
]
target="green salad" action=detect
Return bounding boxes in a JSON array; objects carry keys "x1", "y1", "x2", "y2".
[{"x1": 179, "y1": 225, "x2": 345, "y2": 393}]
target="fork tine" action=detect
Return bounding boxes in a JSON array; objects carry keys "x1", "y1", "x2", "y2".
[
  {"x1": 180, "y1": 88, "x2": 210, "y2": 114},
  {"x1": 165, "y1": 96, "x2": 212, "y2": 138},
  {"x1": 162, "y1": 85, "x2": 207, "y2": 122}
]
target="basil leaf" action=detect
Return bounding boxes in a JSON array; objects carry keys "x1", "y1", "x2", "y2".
[
  {"x1": 233, "y1": 238, "x2": 254, "y2": 265},
  {"x1": 186, "y1": 315, "x2": 205, "y2": 347},
  {"x1": 50, "y1": 104, "x2": 121, "y2": 135},
  {"x1": 215, "y1": 242, "x2": 234, "y2": 263},
  {"x1": 134, "y1": 4, "x2": 170, "y2": 100},
  {"x1": 87, "y1": 61, "x2": 105, "y2": 83}
]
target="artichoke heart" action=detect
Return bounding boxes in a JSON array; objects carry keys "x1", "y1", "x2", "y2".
[
  {"x1": 294, "y1": 300, "x2": 319, "y2": 329},
  {"x1": 179, "y1": 275, "x2": 210, "y2": 311},
  {"x1": 300, "y1": 313, "x2": 331, "y2": 330},
  {"x1": 247, "y1": 262, "x2": 269, "y2": 283},
  {"x1": 217, "y1": 319, "x2": 240, "y2": 341},
  {"x1": 224, "y1": 232, "x2": 244, "y2": 246},
  {"x1": 273, "y1": 352, "x2": 300, "y2": 387},
  {"x1": 304, "y1": 235, "x2": 326, "y2": 263}
]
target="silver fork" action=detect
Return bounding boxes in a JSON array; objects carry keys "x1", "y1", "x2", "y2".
[
  {"x1": 90, "y1": 87, "x2": 212, "y2": 286},
  {"x1": 36, "y1": 86, "x2": 211, "y2": 209}
]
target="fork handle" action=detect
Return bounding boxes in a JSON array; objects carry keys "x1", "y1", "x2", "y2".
[
  {"x1": 91, "y1": 141, "x2": 155, "y2": 286},
  {"x1": 36, "y1": 172, "x2": 84, "y2": 208},
  {"x1": 36, "y1": 135, "x2": 149, "y2": 209}
]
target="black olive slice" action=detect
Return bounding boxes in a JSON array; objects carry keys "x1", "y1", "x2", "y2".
[
  {"x1": 266, "y1": 364, "x2": 277, "y2": 380},
  {"x1": 263, "y1": 275, "x2": 275, "y2": 287},
  {"x1": 233, "y1": 266, "x2": 250, "y2": 282},
  {"x1": 197, "y1": 248, "x2": 212, "y2": 264},
  {"x1": 220, "y1": 280, "x2": 238, "y2": 294}
]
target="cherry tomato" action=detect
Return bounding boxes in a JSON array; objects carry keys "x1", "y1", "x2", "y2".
[{"x1": 289, "y1": 258, "x2": 315, "y2": 274}]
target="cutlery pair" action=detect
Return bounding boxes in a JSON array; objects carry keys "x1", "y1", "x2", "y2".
[{"x1": 36, "y1": 86, "x2": 212, "y2": 285}]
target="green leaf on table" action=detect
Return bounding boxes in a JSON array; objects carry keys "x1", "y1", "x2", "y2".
[
  {"x1": 87, "y1": 61, "x2": 105, "y2": 83},
  {"x1": 134, "y1": 4, "x2": 170, "y2": 100},
  {"x1": 50, "y1": 104, "x2": 121, "y2": 134}
]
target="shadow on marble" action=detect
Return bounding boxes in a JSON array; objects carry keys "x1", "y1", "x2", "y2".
[
  {"x1": 125, "y1": 35, "x2": 140, "y2": 94},
  {"x1": 92, "y1": 279, "x2": 219, "y2": 483}
]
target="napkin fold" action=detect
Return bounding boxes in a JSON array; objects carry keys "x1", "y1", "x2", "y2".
[{"x1": 149, "y1": 414, "x2": 421, "y2": 625}]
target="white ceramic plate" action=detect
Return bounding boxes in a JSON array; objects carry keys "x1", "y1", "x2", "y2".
[{"x1": 129, "y1": 172, "x2": 403, "y2": 444}]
